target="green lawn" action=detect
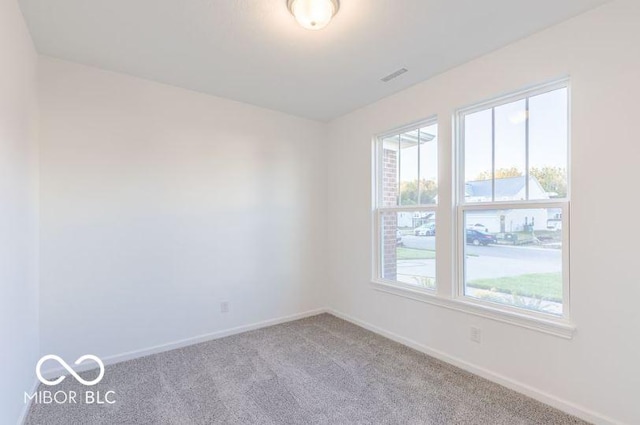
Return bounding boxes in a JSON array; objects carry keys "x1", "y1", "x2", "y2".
[
  {"x1": 467, "y1": 273, "x2": 562, "y2": 303},
  {"x1": 397, "y1": 247, "x2": 436, "y2": 260}
]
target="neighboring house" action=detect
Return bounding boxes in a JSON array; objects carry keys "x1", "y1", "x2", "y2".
[
  {"x1": 464, "y1": 176, "x2": 550, "y2": 233},
  {"x1": 465, "y1": 176, "x2": 548, "y2": 202},
  {"x1": 546, "y1": 208, "x2": 563, "y2": 231},
  {"x1": 466, "y1": 209, "x2": 548, "y2": 233},
  {"x1": 397, "y1": 212, "x2": 413, "y2": 228},
  {"x1": 398, "y1": 211, "x2": 434, "y2": 228}
]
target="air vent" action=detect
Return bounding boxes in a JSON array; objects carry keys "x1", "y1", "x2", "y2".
[{"x1": 381, "y1": 68, "x2": 408, "y2": 82}]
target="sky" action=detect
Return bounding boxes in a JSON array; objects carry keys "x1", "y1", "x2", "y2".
[
  {"x1": 464, "y1": 87, "x2": 568, "y2": 180},
  {"x1": 381, "y1": 87, "x2": 568, "y2": 199}
]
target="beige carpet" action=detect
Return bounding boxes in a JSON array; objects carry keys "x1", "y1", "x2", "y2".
[{"x1": 25, "y1": 314, "x2": 587, "y2": 424}]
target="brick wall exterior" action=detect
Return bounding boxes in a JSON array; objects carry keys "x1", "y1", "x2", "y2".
[
  {"x1": 382, "y1": 148, "x2": 397, "y2": 280},
  {"x1": 382, "y1": 149, "x2": 398, "y2": 208}
]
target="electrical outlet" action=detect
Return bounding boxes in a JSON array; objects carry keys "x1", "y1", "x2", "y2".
[
  {"x1": 470, "y1": 327, "x2": 481, "y2": 343},
  {"x1": 220, "y1": 301, "x2": 230, "y2": 313}
]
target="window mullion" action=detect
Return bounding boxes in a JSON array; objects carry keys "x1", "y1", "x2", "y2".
[
  {"x1": 378, "y1": 206, "x2": 438, "y2": 213},
  {"x1": 417, "y1": 127, "x2": 421, "y2": 206},
  {"x1": 460, "y1": 200, "x2": 568, "y2": 211},
  {"x1": 561, "y1": 202, "x2": 571, "y2": 320},
  {"x1": 377, "y1": 139, "x2": 383, "y2": 208},
  {"x1": 525, "y1": 97, "x2": 530, "y2": 200},
  {"x1": 397, "y1": 134, "x2": 401, "y2": 206},
  {"x1": 491, "y1": 107, "x2": 496, "y2": 202}
]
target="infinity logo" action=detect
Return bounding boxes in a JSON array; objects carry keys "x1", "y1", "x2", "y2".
[{"x1": 36, "y1": 355, "x2": 105, "y2": 386}]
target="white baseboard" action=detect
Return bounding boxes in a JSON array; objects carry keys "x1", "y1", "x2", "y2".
[
  {"x1": 326, "y1": 308, "x2": 623, "y2": 425},
  {"x1": 41, "y1": 308, "x2": 327, "y2": 378},
  {"x1": 17, "y1": 378, "x2": 40, "y2": 425}
]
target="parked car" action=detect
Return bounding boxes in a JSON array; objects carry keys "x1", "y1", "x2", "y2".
[
  {"x1": 396, "y1": 230, "x2": 403, "y2": 246},
  {"x1": 466, "y1": 229, "x2": 497, "y2": 246},
  {"x1": 414, "y1": 223, "x2": 436, "y2": 236}
]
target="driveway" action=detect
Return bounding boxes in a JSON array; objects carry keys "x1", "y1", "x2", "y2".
[{"x1": 398, "y1": 235, "x2": 561, "y2": 281}]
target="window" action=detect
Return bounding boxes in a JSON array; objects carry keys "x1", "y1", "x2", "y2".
[
  {"x1": 456, "y1": 80, "x2": 569, "y2": 317},
  {"x1": 374, "y1": 120, "x2": 438, "y2": 290},
  {"x1": 371, "y1": 81, "x2": 573, "y2": 335}
]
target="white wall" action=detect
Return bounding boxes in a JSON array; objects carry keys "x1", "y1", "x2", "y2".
[
  {"x1": 0, "y1": 0, "x2": 40, "y2": 423},
  {"x1": 37, "y1": 57, "x2": 327, "y2": 366},
  {"x1": 327, "y1": 1, "x2": 639, "y2": 424}
]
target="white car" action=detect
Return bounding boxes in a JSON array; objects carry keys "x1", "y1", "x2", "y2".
[{"x1": 414, "y1": 223, "x2": 435, "y2": 236}]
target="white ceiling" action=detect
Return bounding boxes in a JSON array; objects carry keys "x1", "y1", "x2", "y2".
[{"x1": 19, "y1": 0, "x2": 608, "y2": 121}]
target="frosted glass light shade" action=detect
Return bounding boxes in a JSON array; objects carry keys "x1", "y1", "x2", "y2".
[{"x1": 287, "y1": 0, "x2": 339, "y2": 30}]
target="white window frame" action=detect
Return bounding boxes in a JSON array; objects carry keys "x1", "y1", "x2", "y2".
[
  {"x1": 372, "y1": 117, "x2": 438, "y2": 293},
  {"x1": 370, "y1": 79, "x2": 575, "y2": 339},
  {"x1": 454, "y1": 78, "x2": 572, "y2": 322}
]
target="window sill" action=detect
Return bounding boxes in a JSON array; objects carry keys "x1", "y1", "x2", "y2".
[{"x1": 370, "y1": 280, "x2": 576, "y2": 339}]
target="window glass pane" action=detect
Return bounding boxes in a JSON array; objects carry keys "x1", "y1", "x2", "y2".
[
  {"x1": 419, "y1": 124, "x2": 438, "y2": 205},
  {"x1": 529, "y1": 88, "x2": 568, "y2": 199},
  {"x1": 464, "y1": 109, "x2": 493, "y2": 202},
  {"x1": 381, "y1": 135, "x2": 400, "y2": 207},
  {"x1": 399, "y1": 130, "x2": 419, "y2": 205},
  {"x1": 463, "y1": 208, "x2": 563, "y2": 315},
  {"x1": 381, "y1": 211, "x2": 436, "y2": 289},
  {"x1": 494, "y1": 99, "x2": 527, "y2": 201}
]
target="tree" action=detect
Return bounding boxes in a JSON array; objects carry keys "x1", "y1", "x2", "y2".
[
  {"x1": 530, "y1": 167, "x2": 567, "y2": 198},
  {"x1": 400, "y1": 179, "x2": 438, "y2": 204},
  {"x1": 475, "y1": 167, "x2": 522, "y2": 181}
]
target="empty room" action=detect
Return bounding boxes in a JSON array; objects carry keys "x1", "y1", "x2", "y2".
[{"x1": 2, "y1": 0, "x2": 639, "y2": 424}]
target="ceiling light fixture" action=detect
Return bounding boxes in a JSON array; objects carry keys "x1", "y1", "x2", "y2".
[{"x1": 287, "y1": 0, "x2": 339, "y2": 31}]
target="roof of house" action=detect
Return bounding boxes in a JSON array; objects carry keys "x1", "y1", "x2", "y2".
[{"x1": 466, "y1": 176, "x2": 547, "y2": 199}]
